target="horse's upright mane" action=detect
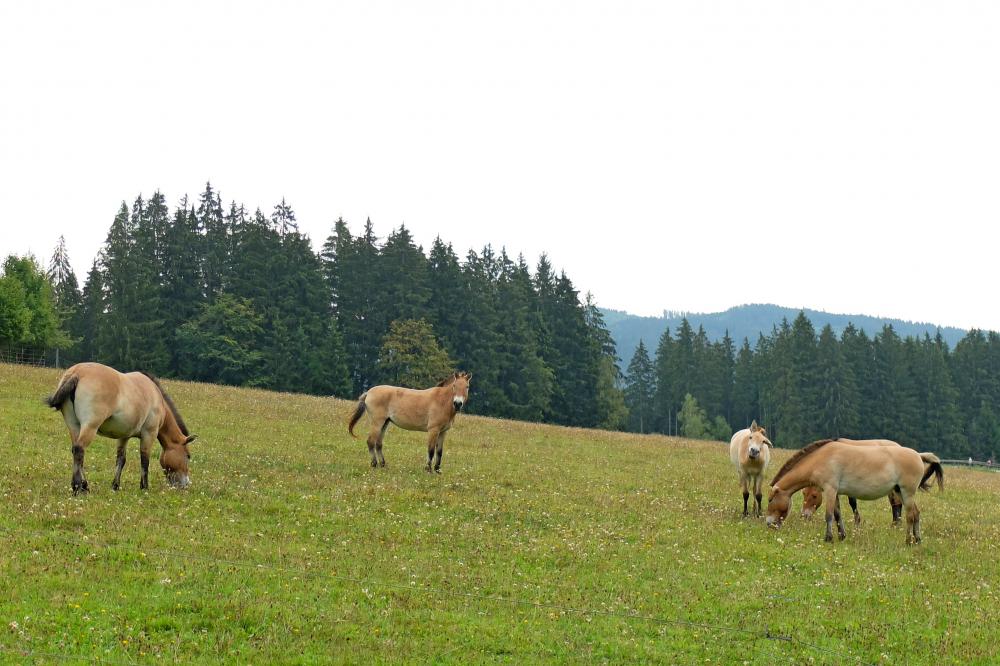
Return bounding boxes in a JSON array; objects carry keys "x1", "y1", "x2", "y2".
[
  {"x1": 141, "y1": 372, "x2": 190, "y2": 436},
  {"x1": 771, "y1": 439, "x2": 836, "y2": 485},
  {"x1": 436, "y1": 373, "x2": 458, "y2": 387}
]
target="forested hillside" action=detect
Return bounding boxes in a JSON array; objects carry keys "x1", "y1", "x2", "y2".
[
  {"x1": 2, "y1": 182, "x2": 998, "y2": 459},
  {"x1": 606, "y1": 304, "x2": 967, "y2": 364}
]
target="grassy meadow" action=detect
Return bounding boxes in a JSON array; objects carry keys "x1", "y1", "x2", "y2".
[{"x1": 2, "y1": 363, "x2": 1000, "y2": 664}]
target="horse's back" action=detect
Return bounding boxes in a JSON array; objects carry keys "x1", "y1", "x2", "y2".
[
  {"x1": 60, "y1": 363, "x2": 161, "y2": 436},
  {"x1": 826, "y1": 442, "x2": 924, "y2": 497},
  {"x1": 837, "y1": 438, "x2": 901, "y2": 448}
]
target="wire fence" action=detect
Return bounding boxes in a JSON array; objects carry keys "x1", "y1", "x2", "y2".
[
  {"x1": 941, "y1": 459, "x2": 998, "y2": 470},
  {"x1": 0, "y1": 525, "x2": 872, "y2": 665},
  {"x1": 0, "y1": 345, "x2": 58, "y2": 367}
]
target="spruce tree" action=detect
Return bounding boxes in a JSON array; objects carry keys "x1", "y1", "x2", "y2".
[
  {"x1": 198, "y1": 182, "x2": 228, "y2": 298},
  {"x1": 651, "y1": 327, "x2": 675, "y2": 434},
  {"x1": 730, "y1": 338, "x2": 757, "y2": 429},
  {"x1": 624, "y1": 340, "x2": 655, "y2": 433},
  {"x1": 815, "y1": 324, "x2": 859, "y2": 438}
]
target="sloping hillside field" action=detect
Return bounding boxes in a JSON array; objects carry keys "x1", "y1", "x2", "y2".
[{"x1": 2, "y1": 363, "x2": 1000, "y2": 664}]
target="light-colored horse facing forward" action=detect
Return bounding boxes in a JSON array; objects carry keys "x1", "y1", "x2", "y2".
[
  {"x1": 348, "y1": 372, "x2": 471, "y2": 473},
  {"x1": 47, "y1": 362, "x2": 197, "y2": 493},
  {"x1": 729, "y1": 421, "x2": 772, "y2": 517}
]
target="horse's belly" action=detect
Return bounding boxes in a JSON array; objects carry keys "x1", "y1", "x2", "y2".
[
  {"x1": 838, "y1": 471, "x2": 895, "y2": 500},
  {"x1": 97, "y1": 415, "x2": 138, "y2": 439},
  {"x1": 388, "y1": 411, "x2": 427, "y2": 432}
]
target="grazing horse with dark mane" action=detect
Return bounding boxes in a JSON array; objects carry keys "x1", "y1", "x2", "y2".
[
  {"x1": 766, "y1": 439, "x2": 943, "y2": 544},
  {"x1": 800, "y1": 439, "x2": 905, "y2": 524},
  {"x1": 47, "y1": 362, "x2": 197, "y2": 493},
  {"x1": 348, "y1": 372, "x2": 471, "y2": 473},
  {"x1": 729, "y1": 421, "x2": 772, "y2": 517}
]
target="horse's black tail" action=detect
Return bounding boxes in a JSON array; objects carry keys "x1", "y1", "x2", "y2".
[
  {"x1": 919, "y1": 453, "x2": 944, "y2": 492},
  {"x1": 46, "y1": 374, "x2": 79, "y2": 410},
  {"x1": 347, "y1": 393, "x2": 367, "y2": 437}
]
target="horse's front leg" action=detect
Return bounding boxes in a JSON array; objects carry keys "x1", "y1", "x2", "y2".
[
  {"x1": 71, "y1": 426, "x2": 97, "y2": 495},
  {"x1": 848, "y1": 496, "x2": 861, "y2": 525},
  {"x1": 823, "y1": 487, "x2": 839, "y2": 542},
  {"x1": 833, "y1": 497, "x2": 847, "y2": 540},
  {"x1": 139, "y1": 434, "x2": 155, "y2": 490},
  {"x1": 753, "y1": 474, "x2": 763, "y2": 518},
  {"x1": 741, "y1": 474, "x2": 750, "y2": 518},
  {"x1": 425, "y1": 427, "x2": 441, "y2": 473},
  {"x1": 433, "y1": 431, "x2": 447, "y2": 474},
  {"x1": 111, "y1": 438, "x2": 128, "y2": 491}
]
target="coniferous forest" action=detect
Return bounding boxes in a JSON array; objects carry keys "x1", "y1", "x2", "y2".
[{"x1": 1, "y1": 182, "x2": 998, "y2": 460}]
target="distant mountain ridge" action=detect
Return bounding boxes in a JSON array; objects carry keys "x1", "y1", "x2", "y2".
[{"x1": 602, "y1": 303, "x2": 968, "y2": 364}]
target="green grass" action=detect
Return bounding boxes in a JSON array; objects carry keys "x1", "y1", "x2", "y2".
[{"x1": 2, "y1": 363, "x2": 1000, "y2": 664}]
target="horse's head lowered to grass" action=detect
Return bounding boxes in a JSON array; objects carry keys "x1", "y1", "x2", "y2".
[{"x1": 144, "y1": 373, "x2": 198, "y2": 489}]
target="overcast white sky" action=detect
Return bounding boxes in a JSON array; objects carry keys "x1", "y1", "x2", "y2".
[{"x1": 2, "y1": 1, "x2": 998, "y2": 330}]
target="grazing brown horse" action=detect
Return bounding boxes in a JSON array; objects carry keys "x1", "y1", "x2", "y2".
[
  {"x1": 47, "y1": 362, "x2": 197, "y2": 493},
  {"x1": 800, "y1": 439, "x2": 905, "y2": 524},
  {"x1": 729, "y1": 421, "x2": 772, "y2": 517},
  {"x1": 766, "y1": 439, "x2": 943, "y2": 544},
  {"x1": 348, "y1": 372, "x2": 471, "y2": 473}
]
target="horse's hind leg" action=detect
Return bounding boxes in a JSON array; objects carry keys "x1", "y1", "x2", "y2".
[
  {"x1": 889, "y1": 487, "x2": 903, "y2": 525},
  {"x1": 111, "y1": 438, "x2": 128, "y2": 491},
  {"x1": 900, "y1": 488, "x2": 921, "y2": 545},
  {"x1": 375, "y1": 420, "x2": 389, "y2": 467},
  {"x1": 368, "y1": 419, "x2": 388, "y2": 468},
  {"x1": 71, "y1": 425, "x2": 97, "y2": 495}
]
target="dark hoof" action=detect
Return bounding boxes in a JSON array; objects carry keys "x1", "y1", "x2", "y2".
[
  {"x1": 111, "y1": 482, "x2": 120, "y2": 492},
  {"x1": 434, "y1": 468, "x2": 442, "y2": 474},
  {"x1": 371, "y1": 460, "x2": 378, "y2": 468},
  {"x1": 824, "y1": 535, "x2": 833, "y2": 543},
  {"x1": 379, "y1": 461, "x2": 386, "y2": 468}
]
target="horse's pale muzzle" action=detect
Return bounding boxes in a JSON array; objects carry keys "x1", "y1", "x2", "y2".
[
  {"x1": 765, "y1": 515, "x2": 781, "y2": 528},
  {"x1": 748, "y1": 448, "x2": 760, "y2": 459},
  {"x1": 166, "y1": 472, "x2": 191, "y2": 489},
  {"x1": 453, "y1": 398, "x2": 464, "y2": 411}
]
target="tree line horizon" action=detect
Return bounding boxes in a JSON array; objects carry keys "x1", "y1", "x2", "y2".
[{"x1": 1, "y1": 182, "x2": 997, "y2": 460}]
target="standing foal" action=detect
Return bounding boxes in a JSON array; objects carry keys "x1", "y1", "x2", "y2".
[{"x1": 348, "y1": 372, "x2": 471, "y2": 473}]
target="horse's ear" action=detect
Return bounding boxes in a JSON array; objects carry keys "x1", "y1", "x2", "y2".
[
  {"x1": 185, "y1": 435, "x2": 198, "y2": 445},
  {"x1": 750, "y1": 420, "x2": 760, "y2": 432}
]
